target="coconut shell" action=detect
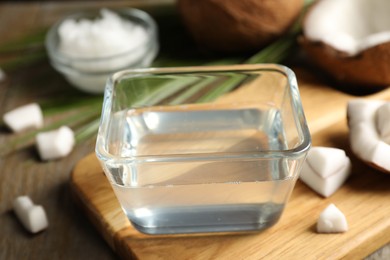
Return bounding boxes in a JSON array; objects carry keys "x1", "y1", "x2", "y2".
[
  {"x1": 177, "y1": 0, "x2": 303, "y2": 52},
  {"x1": 300, "y1": 36, "x2": 390, "y2": 88},
  {"x1": 365, "y1": 160, "x2": 390, "y2": 174}
]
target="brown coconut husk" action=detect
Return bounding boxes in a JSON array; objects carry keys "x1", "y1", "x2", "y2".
[
  {"x1": 177, "y1": 0, "x2": 303, "y2": 53},
  {"x1": 300, "y1": 36, "x2": 390, "y2": 89}
]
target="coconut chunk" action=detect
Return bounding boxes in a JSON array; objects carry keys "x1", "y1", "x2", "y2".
[
  {"x1": 367, "y1": 141, "x2": 390, "y2": 171},
  {"x1": 3, "y1": 103, "x2": 43, "y2": 132},
  {"x1": 13, "y1": 196, "x2": 34, "y2": 214},
  {"x1": 36, "y1": 126, "x2": 75, "y2": 160},
  {"x1": 348, "y1": 99, "x2": 390, "y2": 173},
  {"x1": 306, "y1": 147, "x2": 349, "y2": 178},
  {"x1": 317, "y1": 204, "x2": 348, "y2": 233},
  {"x1": 13, "y1": 196, "x2": 49, "y2": 233},
  {"x1": 299, "y1": 146, "x2": 351, "y2": 197},
  {"x1": 347, "y1": 99, "x2": 385, "y2": 127},
  {"x1": 349, "y1": 122, "x2": 380, "y2": 160}
]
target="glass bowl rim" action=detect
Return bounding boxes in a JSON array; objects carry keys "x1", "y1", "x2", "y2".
[{"x1": 96, "y1": 63, "x2": 311, "y2": 164}]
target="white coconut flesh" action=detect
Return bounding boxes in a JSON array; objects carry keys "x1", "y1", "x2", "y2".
[
  {"x1": 3, "y1": 103, "x2": 43, "y2": 133},
  {"x1": 317, "y1": 203, "x2": 348, "y2": 233},
  {"x1": 299, "y1": 146, "x2": 351, "y2": 197},
  {"x1": 347, "y1": 99, "x2": 390, "y2": 172},
  {"x1": 304, "y1": 0, "x2": 390, "y2": 56},
  {"x1": 13, "y1": 196, "x2": 49, "y2": 233}
]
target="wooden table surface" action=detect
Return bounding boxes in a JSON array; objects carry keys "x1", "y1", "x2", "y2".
[{"x1": 0, "y1": 1, "x2": 388, "y2": 259}]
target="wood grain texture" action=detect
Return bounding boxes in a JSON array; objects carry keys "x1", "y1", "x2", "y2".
[{"x1": 70, "y1": 69, "x2": 390, "y2": 259}]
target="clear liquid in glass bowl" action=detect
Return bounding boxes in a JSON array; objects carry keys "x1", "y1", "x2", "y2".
[{"x1": 96, "y1": 64, "x2": 311, "y2": 235}]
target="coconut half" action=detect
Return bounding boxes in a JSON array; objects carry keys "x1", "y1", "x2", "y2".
[
  {"x1": 301, "y1": 0, "x2": 390, "y2": 87},
  {"x1": 177, "y1": 0, "x2": 303, "y2": 52},
  {"x1": 347, "y1": 99, "x2": 390, "y2": 174}
]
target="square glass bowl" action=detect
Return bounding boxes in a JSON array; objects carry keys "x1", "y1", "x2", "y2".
[{"x1": 95, "y1": 64, "x2": 311, "y2": 235}]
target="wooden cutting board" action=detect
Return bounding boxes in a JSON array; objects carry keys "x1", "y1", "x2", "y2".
[{"x1": 70, "y1": 68, "x2": 390, "y2": 259}]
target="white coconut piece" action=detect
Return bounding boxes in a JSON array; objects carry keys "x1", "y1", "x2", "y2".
[
  {"x1": 36, "y1": 126, "x2": 75, "y2": 160},
  {"x1": 317, "y1": 204, "x2": 348, "y2": 233},
  {"x1": 299, "y1": 147, "x2": 351, "y2": 197},
  {"x1": 348, "y1": 99, "x2": 390, "y2": 173},
  {"x1": 13, "y1": 196, "x2": 49, "y2": 233},
  {"x1": 21, "y1": 206, "x2": 49, "y2": 233},
  {"x1": 3, "y1": 103, "x2": 43, "y2": 133},
  {"x1": 347, "y1": 99, "x2": 385, "y2": 127},
  {"x1": 303, "y1": 0, "x2": 390, "y2": 56},
  {"x1": 376, "y1": 103, "x2": 390, "y2": 143},
  {"x1": 306, "y1": 147, "x2": 348, "y2": 178},
  {"x1": 367, "y1": 141, "x2": 390, "y2": 171},
  {"x1": 13, "y1": 196, "x2": 34, "y2": 215},
  {"x1": 349, "y1": 122, "x2": 380, "y2": 160}
]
